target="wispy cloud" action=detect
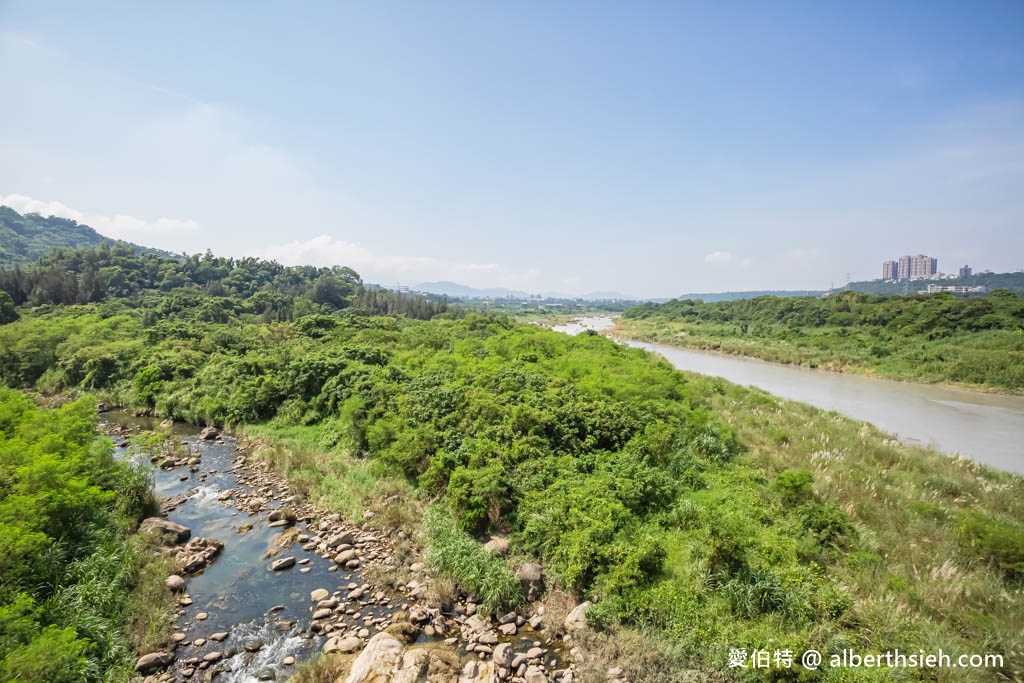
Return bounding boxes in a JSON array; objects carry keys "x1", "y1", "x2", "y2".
[
  {"x1": 245, "y1": 234, "x2": 535, "y2": 289},
  {"x1": 0, "y1": 194, "x2": 199, "y2": 238},
  {"x1": 704, "y1": 250, "x2": 733, "y2": 265}
]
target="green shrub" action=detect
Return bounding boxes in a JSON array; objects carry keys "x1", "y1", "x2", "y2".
[
  {"x1": 958, "y1": 512, "x2": 1024, "y2": 577},
  {"x1": 771, "y1": 468, "x2": 815, "y2": 507}
]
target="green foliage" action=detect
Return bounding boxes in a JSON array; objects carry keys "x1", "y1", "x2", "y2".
[
  {"x1": 0, "y1": 237, "x2": 450, "y2": 321},
  {"x1": 958, "y1": 512, "x2": 1024, "y2": 577},
  {"x1": 2, "y1": 250, "x2": 1023, "y2": 679},
  {"x1": 0, "y1": 205, "x2": 172, "y2": 270},
  {"x1": 0, "y1": 388, "x2": 155, "y2": 681},
  {"x1": 772, "y1": 468, "x2": 815, "y2": 506},
  {"x1": 621, "y1": 289, "x2": 1024, "y2": 392},
  {"x1": 0, "y1": 291, "x2": 17, "y2": 324},
  {"x1": 424, "y1": 507, "x2": 522, "y2": 613}
]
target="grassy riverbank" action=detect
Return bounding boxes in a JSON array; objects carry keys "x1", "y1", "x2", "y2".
[{"x1": 619, "y1": 290, "x2": 1024, "y2": 394}]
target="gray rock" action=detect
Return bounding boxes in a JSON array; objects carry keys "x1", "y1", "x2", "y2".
[
  {"x1": 323, "y1": 636, "x2": 362, "y2": 654},
  {"x1": 327, "y1": 531, "x2": 355, "y2": 548},
  {"x1": 333, "y1": 549, "x2": 358, "y2": 565},
  {"x1": 564, "y1": 601, "x2": 591, "y2": 630},
  {"x1": 524, "y1": 664, "x2": 547, "y2": 683},
  {"x1": 516, "y1": 563, "x2": 544, "y2": 601},
  {"x1": 484, "y1": 536, "x2": 510, "y2": 556},
  {"x1": 135, "y1": 651, "x2": 174, "y2": 673},
  {"x1": 164, "y1": 574, "x2": 186, "y2": 592},
  {"x1": 493, "y1": 642, "x2": 512, "y2": 668},
  {"x1": 200, "y1": 426, "x2": 220, "y2": 440},
  {"x1": 269, "y1": 557, "x2": 296, "y2": 571},
  {"x1": 140, "y1": 517, "x2": 192, "y2": 544}
]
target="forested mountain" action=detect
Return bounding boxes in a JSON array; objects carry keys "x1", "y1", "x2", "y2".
[
  {"x1": 0, "y1": 206, "x2": 173, "y2": 268},
  {"x1": 0, "y1": 244, "x2": 450, "y2": 321}
]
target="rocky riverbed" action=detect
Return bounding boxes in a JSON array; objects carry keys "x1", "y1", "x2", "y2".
[{"x1": 106, "y1": 414, "x2": 587, "y2": 683}]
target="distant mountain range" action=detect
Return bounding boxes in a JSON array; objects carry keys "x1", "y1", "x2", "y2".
[
  {"x1": 413, "y1": 281, "x2": 643, "y2": 301},
  {"x1": 0, "y1": 206, "x2": 174, "y2": 268},
  {"x1": 677, "y1": 289, "x2": 823, "y2": 302}
]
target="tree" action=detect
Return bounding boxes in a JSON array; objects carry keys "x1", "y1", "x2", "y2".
[{"x1": 0, "y1": 291, "x2": 18, "y2": 324}]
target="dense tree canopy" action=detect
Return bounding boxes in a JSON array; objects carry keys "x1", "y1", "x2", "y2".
[{"x1": 0, "y1": 244, "x2": 450, "y2": 321}]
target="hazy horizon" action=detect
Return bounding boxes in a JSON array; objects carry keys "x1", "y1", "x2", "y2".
[{"x1": 2, "y1": 2, "x2": 1023, "y2": 298}]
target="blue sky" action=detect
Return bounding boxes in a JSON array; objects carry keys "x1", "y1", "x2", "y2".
[{"x1": 2, "y1": 1, "x2": 1023, "y2": 297}]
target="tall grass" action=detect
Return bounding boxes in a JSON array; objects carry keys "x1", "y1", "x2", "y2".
[{"x1": 423, "y1": 507, "x2": 522, "y2": 614}]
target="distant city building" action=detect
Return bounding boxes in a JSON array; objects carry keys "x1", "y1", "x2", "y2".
[
  {"x1": 958, "y1": 265, "x2": 972, "y2": 278},
  {"x1": 923, "y1": 284, "x2": 986, "y2": 295},
  {"x1": 882, "y1": 253, "x2": 938, "y2": 280},
  {"x1": 909, "y1": 254, "x2": 937, "y2": 279},
  {"x1": 897, "y1": 255, "x2": 912, "y2": 280}
]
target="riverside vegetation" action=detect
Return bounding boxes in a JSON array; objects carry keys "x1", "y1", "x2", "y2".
[
  {"x1": 1, "y1": 247, "x2": 1023, "y2": 681},
  {"x1": 620, "y1": 290, "x2": 1024, "y2": 394},
  {"x1": 0, "y1": 389, "x2": 172, "y2": 681}
]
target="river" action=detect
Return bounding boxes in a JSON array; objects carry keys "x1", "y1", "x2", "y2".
[
  {"x1": 552, "y1": 317, "x2": 1024, "y2": 474},
  {"x1": 104, "y1": 413, "x2": 399, "y2": 682},
  {"x1": 105, "y1": 413, "x2": 566, "y2": 681}
]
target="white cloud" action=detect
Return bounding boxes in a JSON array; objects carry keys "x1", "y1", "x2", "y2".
[
  {"x1": 246, "y1": 234, "x2": 533, "y2": 289},
  {"x1": 704, "y1": 250, "x2": 733, "y2": 264},
  {"x1": 1, "y1": 193, "x2": 199, "y2": 238}
]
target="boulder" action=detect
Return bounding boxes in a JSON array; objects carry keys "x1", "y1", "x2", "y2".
[
  {"x1": 311, "y1": 588, "x2": 330, "y2": 602},
  {"x1": 135, "y1": 651, "x2": 174, "y2": 673},
  {"x1": 394, "y1": 644, "x2": 461, "y2": 682},
  {"x1": 164, "y1": 574, "x2": 186, "y2": 592},
  {"x1": 564, "y1": 601, "x2": 591, "y2": 630},
  {"x1": 524, "y1": 665, "x2": 547, "y2": 683},
  {"x1": 324, "y1": 636, "x2": 362, "y2": 654},
  {"x1": 492, "y1": 642, "x2": 512, "y2": 669},
  {"x1": 483, "y1": 536, "x2": 509, "y2": 557},
  {"x1": 268, "y1": 508, "x2": 296, "y2": 523},
  {"x1": 200, "y1": 426, "x2": 220, "y2": 440},
  {"x1": 334, "y1": 549, "x2": 358, "y2": 565},
  {"x1": 457, "y1": 658, "x2": 495, "y2": 683},
  {"x1": 327, "y1": 531, "x2": 356, "y2": 548},
  {"x1": 516, "y1": 563, "x2": 544, "y2": 601},
  {"x1": 270, "y1": 556, "x2": 296, "y2": 571},
  {"x1": 344, "y1": 632, "x2": 404, "y2": 682}
]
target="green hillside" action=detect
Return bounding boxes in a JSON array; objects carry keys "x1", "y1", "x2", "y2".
[
  {"x1": 0, "y1": 206, "x2": 172, "y2": 269},
  {"x1": 839, "y1": 271, "x2": 1024, "y2": 296}
]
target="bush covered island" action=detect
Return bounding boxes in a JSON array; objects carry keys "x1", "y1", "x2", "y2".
[{"x1": 1, "y1": 247, "x2": 1022, "y2": 681}]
